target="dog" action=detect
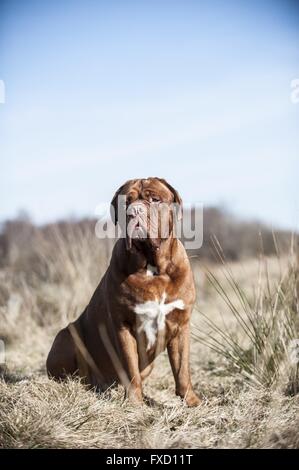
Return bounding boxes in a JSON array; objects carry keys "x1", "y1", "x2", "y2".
[{"x1": 46, "y1": 177, "x2": 201, "y2": 407}]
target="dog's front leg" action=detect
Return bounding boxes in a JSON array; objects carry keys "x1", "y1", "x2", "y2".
[
  {"x1": 117, "y1": 326, "x2": 143, "y2": 403},
  {"x1": 167, "y1": 319, "x2": 201, "y2": 407}
]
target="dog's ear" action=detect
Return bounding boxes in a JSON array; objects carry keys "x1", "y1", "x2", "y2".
[
  {"x1": 110, "y1": 183, "x2": 126, "y2": 225},
  {"x1": 110, "y1": 179, "x2": 137, "y2": 225},
  {"x1": 156, "y1": 178, "x2": 183, "y2": 220}
]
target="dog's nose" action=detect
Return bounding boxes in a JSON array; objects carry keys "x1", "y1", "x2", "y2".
[{"x1": 127, "y1": 203, "x2": 146, "y2": 217}]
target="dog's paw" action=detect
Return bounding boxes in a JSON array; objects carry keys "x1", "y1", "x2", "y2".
[
  {"x1": 185, "y1": 392, "x2": 202, "y2": 407},
  {"x1": 178, "y1": 390, "x2": 202, "y2": 407},
  {"x1": 126, "y1": 387, "x2": 144, "y2": 405}
]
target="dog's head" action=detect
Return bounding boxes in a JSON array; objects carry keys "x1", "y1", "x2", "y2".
[{"x1": 110, "y1": 177, "x2": 182, "y2": 253}]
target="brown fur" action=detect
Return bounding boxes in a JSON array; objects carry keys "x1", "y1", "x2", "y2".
[{"x1": 46, "y1": 178, "x2": 201, "y2": 406}]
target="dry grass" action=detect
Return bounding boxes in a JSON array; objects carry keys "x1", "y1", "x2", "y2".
[
  {"x1": 0, "y1": 224, "x2": 298, "y2": 448},
  {"x1": 192, "y1": 236, "x2": 299, "y2": 388}
]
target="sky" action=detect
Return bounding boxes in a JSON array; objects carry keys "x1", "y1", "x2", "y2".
[{"x1": 0, "y1": 0, "x2": 298, "y2": 229}]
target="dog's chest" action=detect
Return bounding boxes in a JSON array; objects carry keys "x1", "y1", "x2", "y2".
[{"x1": 133, "y1": 292, "x2": 184, "y2": 350}]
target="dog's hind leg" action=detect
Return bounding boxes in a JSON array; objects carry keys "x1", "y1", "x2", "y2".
[{"x1": 46, "y1": 327, "x2": 78, "y2": 380}]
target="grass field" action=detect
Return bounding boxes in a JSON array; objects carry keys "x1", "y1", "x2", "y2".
[{"x1": 0, "y1": 225, "x2": 298, "y2": 448}]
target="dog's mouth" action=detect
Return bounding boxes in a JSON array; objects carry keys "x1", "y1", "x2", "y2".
[
  {"x1": 125, "y1": 202, "x2": 149, "y2": 249},
  {"x1": 124, "y1": 200, "x2": 172, "y2": 255},
  {"x1": 126, "y1": 218, "x2": 163, "y2": 256},
  {"x1": 126, "y1": 220, "x2": 150, "y2": 251},
  {"x1": 126, "y1": 217, "x2": 147, "y2": 243},
  {"x1": 130, "y1": 220, "x2": 146, "y2": 236}
]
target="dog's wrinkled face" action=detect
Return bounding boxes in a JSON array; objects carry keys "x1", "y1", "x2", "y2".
[{"x1": 111, "y1": 178, "x2": 182, "y2": 252}]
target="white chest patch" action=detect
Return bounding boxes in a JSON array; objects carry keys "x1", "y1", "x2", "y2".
[{"x1": 133, "y1": 292, "x2": 185, "y2": 350}]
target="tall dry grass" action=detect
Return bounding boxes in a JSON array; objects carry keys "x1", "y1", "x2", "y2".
[
  {"x1": 193, "y1": 235, "x2": 299, "y2": 390},
  {"x1": 0, "y1": 218, "x2": 298, "y2": 448}
]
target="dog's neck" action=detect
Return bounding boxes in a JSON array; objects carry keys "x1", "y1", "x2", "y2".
[{"x1": 119, "y1": 236, "x2": 177, "y2": 276}]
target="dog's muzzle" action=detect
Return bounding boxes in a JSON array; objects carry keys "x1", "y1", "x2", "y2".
[{"x1": 126, "y1": 202, "x2": 148, "y2": 249}]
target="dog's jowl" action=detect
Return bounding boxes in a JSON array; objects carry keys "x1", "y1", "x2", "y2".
[{"x1": 46, "y1": 177, "x2": 201, "y2": 406}]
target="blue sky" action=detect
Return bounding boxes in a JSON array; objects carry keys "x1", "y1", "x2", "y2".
[{"x1": 0, "y1": 0, "x2": 298, "y2": 228}]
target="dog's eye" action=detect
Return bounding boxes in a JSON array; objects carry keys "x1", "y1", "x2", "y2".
[{"x1": 151, "y1": 196, "x2": 160, "y2": 202}]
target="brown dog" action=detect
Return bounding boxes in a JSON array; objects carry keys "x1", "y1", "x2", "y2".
[{"x1": 46, "y1": 177, "x2": 200, "y2": 406}]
